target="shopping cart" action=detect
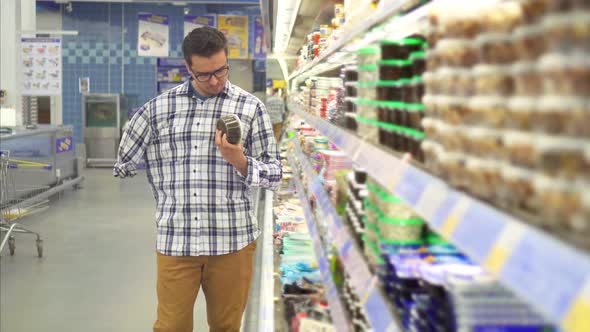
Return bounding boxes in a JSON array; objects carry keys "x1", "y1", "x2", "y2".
[{"x1": 0, "y1": 150, "x2": 48, "y2": 258}]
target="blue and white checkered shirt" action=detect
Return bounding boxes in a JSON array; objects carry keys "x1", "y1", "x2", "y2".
[{"x1": 113, "y1": 80, "x2": 282, "y2": 256}]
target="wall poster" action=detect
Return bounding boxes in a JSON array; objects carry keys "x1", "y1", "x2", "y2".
[
  {"x1": 138, "y1": 13, "x2": 169, "y2": 57},
  {"x1": 184, "y1": 15, "x2": 217, "y2": 37},
  {"x1": 253, "y1": 16, "x2": 266, "y2": 59},
  {"x1": 218, "y1": 15, "x2": 248, "y2": 59},
  {"x1": 21, "y1": 38, "x2": 62, "y2": 96}
]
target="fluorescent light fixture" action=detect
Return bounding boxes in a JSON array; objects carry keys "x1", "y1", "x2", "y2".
[
  {"x1": 273, "y1": 0, "x2": 301, "y2": 54},
  {"x1": 277, "y1": 56, "x2": 290, "y2": 81}
]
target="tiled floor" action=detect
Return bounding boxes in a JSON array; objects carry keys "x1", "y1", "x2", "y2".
[{"x1": 0, "y1": 168, "x2": 265, "y2": 332}]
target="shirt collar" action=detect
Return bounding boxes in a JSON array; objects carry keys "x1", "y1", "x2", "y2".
[{"x1": 182, "y1": 79, "x2": 232, "y2": 99}]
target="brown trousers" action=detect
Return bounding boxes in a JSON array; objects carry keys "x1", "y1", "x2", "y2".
[{"x1": 153, "y1": 241, "x2": 257, "y2": 332}]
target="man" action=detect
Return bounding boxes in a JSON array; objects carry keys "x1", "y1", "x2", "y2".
[
  {"x1": 113, "y1": 26, "x2": 282, "y2": 332},
  {"x1": 265, "y1": 88, "x2": 285, "y2": 141}
]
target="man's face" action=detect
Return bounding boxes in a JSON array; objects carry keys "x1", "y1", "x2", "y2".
[{"x1": 185, "y1": 50, "x2": 228, "y2": 96}]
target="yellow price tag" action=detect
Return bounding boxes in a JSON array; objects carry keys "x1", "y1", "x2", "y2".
[
  {"x1": 441, "y1": 215, "x2": 460, "y2": 238},
  {"x1": 485, "y1": 247, "x2": 510, "y2": 275},
  {"x1": 439, "y1": 198, "x2": 470, "y2": 239},
  {"x1": 563, "y1": 279, "x2": 590, "y2": 332},
  {"x1": 484, "y1": 222, "x2": 524, "y2": 275}
]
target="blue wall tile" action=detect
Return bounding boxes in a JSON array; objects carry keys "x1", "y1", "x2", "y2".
[{"x1": 61, "y1": 2, "x2": 261, "y2": 143}]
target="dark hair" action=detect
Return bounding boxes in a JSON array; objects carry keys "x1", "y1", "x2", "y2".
[{"x1": 182, "y1": 26, "x2": 228, "y2": 65}]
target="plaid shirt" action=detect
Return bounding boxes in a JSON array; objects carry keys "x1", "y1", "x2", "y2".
[
  {"x1": 113, "y1": 80, "x2": 282, "y2": 256},
  {"x1": 265, "y1": 95, "x2": 285, "y2": 124}
]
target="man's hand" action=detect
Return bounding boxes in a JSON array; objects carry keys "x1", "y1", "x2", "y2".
[{"x1": 215, "y1": 129, "x2": 248, "y2": 176}]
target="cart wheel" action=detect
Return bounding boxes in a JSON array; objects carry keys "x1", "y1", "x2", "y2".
[
  {"x1": 8, "y1": 237, "x2": 15, "y2": 256},
  {"x1": 36, "y1": 239, "x2": 43, "y2": 258}
]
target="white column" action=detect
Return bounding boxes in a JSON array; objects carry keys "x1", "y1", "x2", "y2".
[
  {"x1": 0, "y1": 0, "x2": 23, "y2": 126},
  {"x1": 21, "y1": 0, "x2": 36, "y2": 38}
]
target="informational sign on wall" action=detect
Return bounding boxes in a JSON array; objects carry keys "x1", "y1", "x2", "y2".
[
  {"x1": 156, "y1": 58, "x2": 190, "y2": 94},
  {"x1": 137, "y1": 13, "x2": 169, "y2": 57},
  {"x1": 218, "y1": 15, "x2": 249, "y2": 59},
  {"x1": 21, "y1": 38, "x2": 62, "y2": 96},
  {"x1": 184, "y1": 15, "x2": 217, "y2": 37},
  {"x1": 253, "y1": 16, "x2": 266, "y2": 59}
]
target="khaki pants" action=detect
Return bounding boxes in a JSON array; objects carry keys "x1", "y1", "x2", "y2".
[
  {"x1": 153, "y1": 241, "x2": 257, "y2": 332},
  {"x1": 272, "y1": 123, "x2": 283, "y2": 142}
]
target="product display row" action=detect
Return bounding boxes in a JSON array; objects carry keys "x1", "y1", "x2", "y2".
[
  {"x1": 282, "y1": 123, "x2": 560, "y2": 331},
  {"x1": 282, "y1": 0, "x2": 590, "y2": 331}
]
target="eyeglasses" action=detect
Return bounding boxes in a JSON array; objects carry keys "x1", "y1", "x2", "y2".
[{"x1": 192, "y1": 66, "x2": 230, "y2": 82}]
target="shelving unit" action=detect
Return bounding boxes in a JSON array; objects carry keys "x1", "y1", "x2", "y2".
[
  {"x1": 289, "y1": 103, "x2": 590, "y2": 331},
  {"x1": 281, "y1": 0, "x2": 590, "y2": 331},
  {"x1": 290, "y1": 137, "x2": 402, "y2": 332},
  {"x1": 289, "y1": 153, "x2": 352, "y2": 332}
]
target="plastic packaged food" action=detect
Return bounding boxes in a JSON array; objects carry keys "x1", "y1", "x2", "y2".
[
  {"x1": 421, "y1": 140, "x2": 444, "y2": 175},
  {"x1": 473, "y1": 65, "x2": 514, "y2": 96},
  {"x1": 377, "y1": 216, "x2": 424, "y2": 242},
  {"x1": 540, "y1": 53, "x2": 590, "y2": 96},
  {"x1": 514, "y1": 24, "x2": 546, "y2": 61},
  {"x1": 516, "y1": 0, "x2": 549, "y2": 24},
  {"x1": 410, "y1": 51, "x2": 427, "y2": 76},
  {"x1": 542, "y1": 12, "x2": 590, "y2": 54},
  {"x1": 548, "y1": 0, "x2": 590, "y2": 12},
  {"x1": 379, "y1": 59, "x2": 413, "y2": 81},
  {"x1": 406, "y1": 103, "x2": 425, "y2": 130},
  {"x1": 423, "y1": 71, "x2": 440, "y2": 95},
  {"x1": 463, "y1": 127, "x2": 504, "y2": 159},
  {"x1": 435, "y1": 39, "x2": 479, "y2": 67},
  {"x1": 380, "y1": 37, "x2": 426, "y2": 60},
  {"x1": 500, "y1": 131, "x2": 537, "y2": 166},
  {"x1": 506, "y1": 96, "x2": 536, "y2": 131},
  {"x1": 498, "y1": 164, "x2": 536, "y2": 213},
  {"x1": 377, "y1": 80, "x2": 405, "y2": 101},
  {"x1": 466, "y1": 96, "x2": 508, "y2": 128},
  {"x1": 357, "y1": 46, "x2": 381, "y2": 65},
  {"x1": 357, "y1": 122, "x2": 379, "y2": 145},
  {"x1": 480, "y1": 1, "x2": 524, "y2": 33},
  {"x1": 422, "y1": 94, "x2": 436, "y2": 118},
  {"x1": 426, "y1": 49, "x2": 441, "y2": 72},
  {"x1": 503, "y1": 132, "x2": 588, "y2": 179},
  {"x1": 410, "y1": 77, "x2": 425, "y2": 104},
  {"x1": 438, "y1": 96, "x2": 470, "y2": 126},
  {"x1": 532, "y1": 175, "x2": 584, "y2": 228},
  {"x1": 357, "y1": 82, "x2": 378, "y2": 100},
  {"x1": 358, "y1": 64, "x2": 379, "y2": 82},
  {"x1": 433, "y1": 120, "x2": 462, "y2": 151},
  {"x1": 452, "y1": 69, "x2": 475, "y2": 97},
  {"x1": 476, "y1": 33, "x2": 518, "y2": 65},
  {"x1": 512, "y1": 61, "x2": 543, "y2": 96},
  {"x1": 438, "y1": 150, "x2": 468, "y2": 188},
  {"x1": 464, "y1": 158, "x2": 502, "y2": 201},
  {"x1": 536, "y1": 96, "x2": 590, "y2": 137},
  {"x1": 355, "y1": 100, "x2": 378, "y2": 119},
  {"x1": 436, "y1": 68, "x2": 456, "y2": 95},
  {"x1": 344, "y1": 65, "x2": 359, "y2": 81}
]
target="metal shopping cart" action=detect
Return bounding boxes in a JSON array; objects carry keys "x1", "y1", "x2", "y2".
[{"x1": 0, "y1": 150, "x2": 48, "y2": 258}]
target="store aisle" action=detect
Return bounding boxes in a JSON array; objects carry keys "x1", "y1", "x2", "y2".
[{"x1": 0, "y1": 169, "x2": 208, "y2": 332}]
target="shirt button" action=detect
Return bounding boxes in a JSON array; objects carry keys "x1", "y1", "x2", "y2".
[
  {"x1": 193, "y1": 169, "x2": 196, "y2": 173},
  {"x1": 194, "y1": 193, "x2": 197, "y2": 197},
  {"x1": 194, "y1": 145, "x2": 198, "y2": 149},
  {"x1": 194, "y1": 217, "x2": 198, "y2": 221}
]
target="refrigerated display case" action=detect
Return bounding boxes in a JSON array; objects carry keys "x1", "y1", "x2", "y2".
[{"x1": 83, "y1": 94, "x2": 127, "y2": 167}]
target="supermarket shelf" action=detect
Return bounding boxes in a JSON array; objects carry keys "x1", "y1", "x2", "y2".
[
  {"x1": 290, "y1": 141, "x2": 402, "y2": 332},
  {"x1": 289, "y1": 157, "x2": 352, "y2": 332},
  {"x1": 290, "y1": 104, "x2": 590, "y2": 331},
  {"x1": 258, "y1": 190, "x2": 275, "y2": 332},
  {"x1": 288, "y1": 0, "x2": 432, "y2": 82}
]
